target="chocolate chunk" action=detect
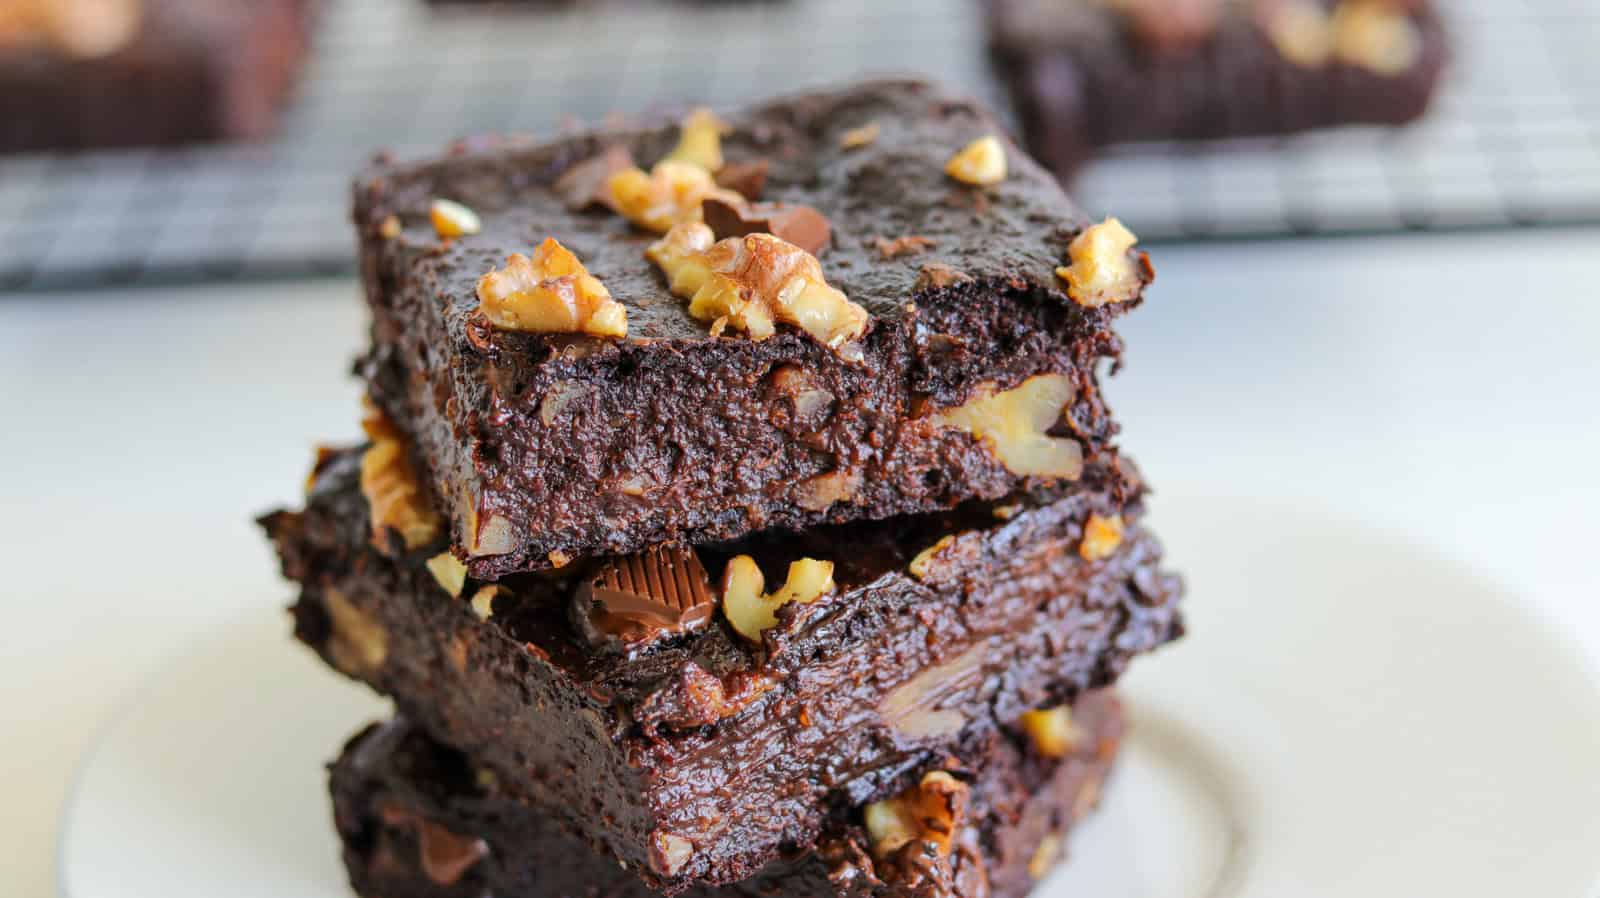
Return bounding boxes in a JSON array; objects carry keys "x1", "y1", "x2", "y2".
[
  {"x1": 554, "y1": 145, "x2": 635, "y2": 211},
  {"x1": 379, "y1": 804, "x2": 489, "y2": 886},
  {"x1": 703, "y1": 197, "x2": 832, "y2": 256},
  {"x1": 577, "y1": 545, "x2": 715, "y2": 646},
  {"x1": 714, "y1": 159, "x2": 770, "y2": 202}
]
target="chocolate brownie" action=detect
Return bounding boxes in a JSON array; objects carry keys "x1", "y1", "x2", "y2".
[
  {"x1": 353, "y1": 78, "x2": 1156, "y2": 578},
  {"x1": 263, "y1": 447, "x2": 1180, "y2": 891},
  {"x1": 331, "y1": 691, "x2": 1124, "y2": 898},
  {"x1": 0, "y1": 0, "x2": 314, "y2": 153},
  {"x1": 989, "y1": 0, "x2": 1448, "y2": 177}
]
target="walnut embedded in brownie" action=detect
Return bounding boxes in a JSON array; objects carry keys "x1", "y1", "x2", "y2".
[
  {"x1": 988, "y1": 0, "x2": 1448, "y2": 178},
  {"x1": 0, "y1": 0, "x2": 315, "y2": 153},
  {"x1": 353, "y1": 78, "x2": 1154, "y2": 579},
  {"x1": 330, "y1": 692, "x2": 1124, "y2": 898},
  {"x1": 262, "y1": 447, "x2": 1181, "y2": 891}
]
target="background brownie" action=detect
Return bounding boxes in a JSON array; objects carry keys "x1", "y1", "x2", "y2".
[
  {"x1": 331, "y1": 691, "x2": 1124, "y2": 898},
  {"x1": 989, "y1": 0, "x2": 1448, "y2": 177},
  {"x1": 354, "y1": 79, "x2": 1152, "y2": 578},
  {"x1": 0, "y1": 0, "x2": 315, "y2": 153},
  {"x1": 264, "y1": 447, "x2": 1181, "y2": 891}
]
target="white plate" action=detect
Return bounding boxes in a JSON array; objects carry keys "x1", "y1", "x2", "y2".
[{"x1": 59, "y1": 496, "x2": 1600, "y2": 898}]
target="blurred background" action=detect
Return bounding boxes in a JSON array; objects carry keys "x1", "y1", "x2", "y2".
[{"x1": 3, "y1": 0, "x2": 1597, "y2": 895}]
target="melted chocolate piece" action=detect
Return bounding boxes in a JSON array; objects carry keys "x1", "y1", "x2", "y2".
[
  {"x1": 576, "y1": 545, "x2": 716, "y2": 647},
  {"x1": 702, "y1": 197, "x2": 833, "y2": 256},
  {"x1": 378, "y1": 804, "x2": 490, "y2": 887}
]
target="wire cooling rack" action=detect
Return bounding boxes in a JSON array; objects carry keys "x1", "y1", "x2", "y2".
[{"x1": 0, "y1": 0, "x2": 1595, "y2": 290}]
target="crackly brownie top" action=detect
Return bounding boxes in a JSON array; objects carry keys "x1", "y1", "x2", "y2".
[{"x1": 355, "y1": 78, "x2": 1144, "y2": 348}]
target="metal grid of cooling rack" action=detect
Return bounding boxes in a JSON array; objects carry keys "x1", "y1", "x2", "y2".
[{"x1": 0, "y1": 0, "x2": 1595, "y2": 290}]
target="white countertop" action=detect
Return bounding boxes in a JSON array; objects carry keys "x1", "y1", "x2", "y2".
[{"x1": 3, "y1": 228, "x2": 1597, "y2": 896}]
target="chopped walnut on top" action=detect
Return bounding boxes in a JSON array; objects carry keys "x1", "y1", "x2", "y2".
[
  {"x1": 720, "y1": 555, "x2": 835, "y2": 643},
  {"x1": 1056, "y1": 218, "x2": 1146, "y2": 309},
  {"x1": 1257, "y1": 0, "x2": 1421, "y2": 74},
  {"x1": 1257, "y1": 0, "x2": 1334, "y2": 67},
  {"x1": 933, "y1": 374, "x2": 1083, "y2": 480},
  {"x1": 662, "y1": 107, "x2": 729, "y2": 172},
  {"x1": 0, "y1": 0, "x2": 142, "y2": 59},
  {"x1": 429, "y1": 198, "x2": 481, "y2": 239},
  {"x1": 646, "y1": 222, "x2": 869, "y2": 350},
  {"x1": 605, "y1": 107, "x2": 746, "y2": 233},
  {"x1": 359, "y1": 401, "x2": 442, "y2": 552},
  {"x1": 945, "y1": 135, "x2": 1007, "y2": 187},
  {"x1": 476, "y1": 237, "x2": 628, "y2": 338},
  {"x1": 863, "y1": 771, "x2": 970, "y2": 860},
  {"x1": 607, "y1": 160, "x2": 748, "y2": 234},
  {"x1": 1331, "y1": 0, "x2": 1421, "y2": 76}
]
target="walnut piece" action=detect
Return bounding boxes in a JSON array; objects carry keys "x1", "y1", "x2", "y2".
[
  {"x1": 839, "y1": 121, "x2": 880, "y2": 150},
  {"x1": 476, "y1": 238, "x2": 628, "y2": 338},
  {"x1": 908, "y1": 535, "x2": 957, "y2": 581},
  {"x1": 323, "y1": 587, "x2": 387, "y2": 676},
  {"x1": 863, "y1": 771, "x2": 969, "y2": 860},
  {"x1": 650, "y1": 831, "x2": 697, "y2": 876},
  {"x1": 933, "y1": 374, "x2": 1083, "y2": 480},
  {"x1": 360, "y1": 402, "x2": 442, "y2": 551},
  {"x1": 1021, "y1": 706, "x2": 1083, "y2": 758},
  {"x1": 662, "y1": 107, "x2": 728, "y2": 172},
  {"x1": 1079, "y1": 513, "x2": 1125, "y2": 562},
  {"x1": 426, "y1": 552, "x2": 468, "y2": 597},
  {"x1": 1258, "y1": 0, "x2": 1333, "y2": 67},
  {"x1": 1056, "y1": 218, "x2": 1145, "y2": 309},
  {"x1": 944, "y1": 136, "x2": 1007, "y2": 187},
  {"x1": 1332, "y1": 0, "x2": 1421, "y2": 76},
  {"x1": 429, "y1": 198, "x2": 481, "y2": 239},
  {"x1": 720, "y1": 555, "x2": 835, "y2": 643},
  {"x1": 646, "y1": 222, "x2": 869, "y2": 350},
  {"x1": 794, "y1": 469, "x2": 859, "y2": 512},
  {"x1": 0, "y1": 0, "x2": 142, "y2": 58},
  {"x1": 607, "y1": 160, "x2": 747, "y2": 234},
  {"x1": 469, "y1": 584, "x2": 508, "y2": 620}
]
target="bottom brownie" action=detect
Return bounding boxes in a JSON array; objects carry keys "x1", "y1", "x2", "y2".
[{"x1": 330, "y1": 691, "x2": 1124, "y2": 898}]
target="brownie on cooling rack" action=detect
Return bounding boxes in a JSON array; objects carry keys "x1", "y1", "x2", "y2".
[
  {"x1": 0, "y1": 0, "x2": 315, "y2": 153},
  {"x1": 989, "y1": 0, "x2": 1448, "y2": 178},
  {"x1": 332, "y1": 692, "x2": 1126, "y2": 898},
  {"x1": 263, "y1": 444, "x2": 1180, "y2": 891},
  {"x1": 353, "y1": 78, "x2": 1156, "y2": 579}
]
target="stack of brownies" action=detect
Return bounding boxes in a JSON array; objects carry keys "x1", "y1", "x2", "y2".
[{"x1": 262, "y1": 79, "x2": 1185, "y2": 898}]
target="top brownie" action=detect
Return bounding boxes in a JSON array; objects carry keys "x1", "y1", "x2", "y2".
[{"x1": 354, "y1": 79, "x2": 1153, "y2": 577}]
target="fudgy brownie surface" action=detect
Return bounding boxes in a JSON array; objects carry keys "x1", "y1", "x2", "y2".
[
  {"x1": 264, "y1": 448, "x2": 1180, "y2": 891},
  {"x1": 0, "y1": 0, "x2": 314, "y2": 153},
  {"x1": 989, "y1": 0, "x2": 1448, "y2": 177},
  {"x1": 354, "y1": 79, "x2": 1151, "y2": 578},
  {"x1": 331, "y1": 692, "x2": 1124, "y2": 898}
]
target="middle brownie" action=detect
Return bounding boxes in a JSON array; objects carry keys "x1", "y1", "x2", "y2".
[{"x1": 263, "y1": 447, "x2": 1181, "y2": 891}]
